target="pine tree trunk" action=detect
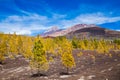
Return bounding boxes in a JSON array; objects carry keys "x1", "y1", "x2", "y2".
[
  {"x1": 67, "y1": 67, "x2": 69, "y2": 74},
  {"x1": 38, "y1": 64, "x2": 40, "y2": 76}
]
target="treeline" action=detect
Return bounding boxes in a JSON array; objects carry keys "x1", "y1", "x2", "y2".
[
  {"x1": 0, "y1": 33, "x2": 120, "y2": 74},
  {"x1": 72, "y1": 37, "x2": 120, "y2": 53},
  {"x1": 0, "y1": 33, "x2": 34, "y2": 62}
]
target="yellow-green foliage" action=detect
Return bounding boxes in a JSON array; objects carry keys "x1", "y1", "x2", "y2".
[
  {"x1": 30, "y1": 39, "x2": 49, "y2": 72},
  {"x1": 61, "y1": 52, "x2": 75, "y2": 68},
  {"x1": 77, "y1": 52, "x2": 83, "y2": 57},
  {"x1": 0, "y1": 34, "x2": 8, "y2": 62},
  {"x1": 22, "y1": 37, "x2": 34, "y2": 59},
  {"x1": 113, "y1": 39, "x2": 120, "y2": 50},
  {"x1": 0, "y1": 41, "x2": 6, "y2": 62},
  {"x1": 43, "y1": 38, "x2": 57, "y2": 55},
  {"x1": 0, "y1": 32, "x2": 120, "y2": 74},
  {"x1": 79, "y1": 40, "x2": 86, "y2": 50},
  {"x1": 72, "y1": 37, "x2": 80, "y2": 48},
  {"x1": 60, "y1": 38, "x2": 76, "y2": 72},
  {"x1": 16, "y1": 36, "x2": 23, "y2": 54},
  {"x1": 71, "y1": 38, "x2": 119, "y2": 54},
  {"x1": 49, "y1": 56, "x2": 54, "y2": 62},
  {"x1": 8, "y1": 33, "x2": 18, "y2": 58}
]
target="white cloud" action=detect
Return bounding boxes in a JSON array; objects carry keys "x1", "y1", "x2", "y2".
[
  {"x1": 2, "y1": 14, "x2": 48, "y2": 23},
  {"x1": 0, "y1": 13, "x2": 67, "y2": 35},
  {"x1": 0, "y1": 14, "x2": 51, "y2": 35},
  {"x1": 0, "y1": 22, "x2": 50, "y2": 35},
  {"x1": 60, "y1": 12, "x2": 120, "y2": 28},
  {"x1": 0, "y1": 12, "x2": 120, "y2": 35},
  {"x1": 116, "y1": 30, "x2": 120, "y2": 31},
  {"x1": 11, "y1": 30, "x2": 32, "y2": 35}
]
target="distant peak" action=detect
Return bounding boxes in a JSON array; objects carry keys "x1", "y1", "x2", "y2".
[
  {"x1": 67, "y1": 24, "x2": 96, "y2": 31},
  {"x1": 42, "y1": 24, "x2": 98, "y2": 37},
  {"x1": 44, "y1": 26, "x2": 59, "y2": 33},
  {"x1": 73, "y1": 24, "x2": 96, "y2": 27}
]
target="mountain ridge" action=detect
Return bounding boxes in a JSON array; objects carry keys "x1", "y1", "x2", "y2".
[
  {"x1": 41, "y1": 24, "x2": 96, "y2": 37},
  {"x1": 41, "y1": 24, "x2": 120, "y2": 39}
]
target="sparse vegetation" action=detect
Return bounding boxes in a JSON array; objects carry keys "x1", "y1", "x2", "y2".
[
  {"x1": 30, "y1": 38, "x2": 49, "y2": 75},
  {"x1": 0, "y1": 32, "x2": 120, "y2": 80}
]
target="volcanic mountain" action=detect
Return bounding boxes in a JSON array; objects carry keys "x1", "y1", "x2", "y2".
[
  {"x1": 66, "y1": 27, "x2": 120, "y2": 39},
  {"x1": 42, "y1": 24, "x2": 96, "y2": 37},
  {"x1": 41, "y1": 24, "x2": 120, "y2": 39},
  {"x1": 41, "y1": 26, "x2": 63, "y2": 37}
]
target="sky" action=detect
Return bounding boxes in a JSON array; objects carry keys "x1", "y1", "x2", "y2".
[{"x1": 0, "y1": 0, "x2": 120, "y2": 35}]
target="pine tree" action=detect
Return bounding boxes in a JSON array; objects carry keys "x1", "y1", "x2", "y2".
[
  {"x1": 79, "y1": 40, "x2": 86, "y2": 50},
  {"x1": 22, "y1": 37, "x2": 34, "y2": 59},
  {"x1": 72, "y1": 37, "x2": 79, "y2": 49},
  {"x1": 83, "y1": 39, "x2": 89, "y2": 49},
  {"x1": 44, "y1": 38, "x2": 56, "y2": 54},
  {"x1": 0, "y1": 34, "x2": 8, "y2": 63},
  {"x1": 0, "y1": 41, "x2": 6, "y2": 63},
  {"x1": 16, "y1": 36, "x2": 23, "y2": 54},
  {"x1": 8, "y1": 32, "x2": 19, "y2": 58},
  {"x1": 60, "y1": 38, "x2": 76, "y2": 73},
  {"x1": 30, "y1": 39, "x2": 49, "y2": 75}
]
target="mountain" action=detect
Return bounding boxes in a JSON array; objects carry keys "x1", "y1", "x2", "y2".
[
  {"x1": 66, "y1": 26, "x2": 120, "y2": 39},
  {"x1": 41, "y1": 26, "x2": 63, "y2": 37},
  {"x1": 44, "y1": 26, "x2": 59, "y2": 33},
  {"x1": 41, "y1": 24, "x2": 120, "y2": 39},
  {"x1": 42, "y1": 24, "x2": 96, "y2": 37}
]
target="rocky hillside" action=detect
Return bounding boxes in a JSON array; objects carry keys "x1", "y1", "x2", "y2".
[
  {"x1": 66, "y1": 27, "x2": 120, "y2": 39},
  {"x1": 41, "y1": 24, "x2": 120, "y2": 39},
  {"x1": 42, "y1": 24, "x2": 96, "y2": 37},
  {"x1": 41, "y1": 26, "x2": 63, "y2": 37}
]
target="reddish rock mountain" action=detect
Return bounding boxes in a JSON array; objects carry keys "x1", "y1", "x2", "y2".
[
  {"x1": 42, "y1": 24, "x2": 96, "y2": 37},
  {"x1": 66, "y1": 27, "x2": 120, "y2": 39},
  {"x1": 41, "y1": 26, "x2": 63, "y2": 37},
  {"x1": 41, "y1": 24, "x2": 120, "y2": 39}
]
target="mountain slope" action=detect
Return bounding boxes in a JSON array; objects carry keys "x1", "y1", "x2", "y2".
[
  {"x1": 66, "y1": 27, "x2": 120, "y2": 39},
  {"x1": 42, "y1": 24, "x2": 96, "y2": 37},
  {"x1": 41, "y1": 26, "x2": 63, "y2": 37},
  {"x1": 41, "y1": 24, "x2": 120, "y2": 39}
]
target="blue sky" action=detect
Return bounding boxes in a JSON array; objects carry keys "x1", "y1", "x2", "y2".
[{"x1": 0, "y1": 0, "x2": 120, "y2": 35}]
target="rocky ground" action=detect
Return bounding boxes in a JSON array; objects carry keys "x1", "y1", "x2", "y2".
[{"x1": 0, "y1": 50, "x2": 120, "y2": 80}]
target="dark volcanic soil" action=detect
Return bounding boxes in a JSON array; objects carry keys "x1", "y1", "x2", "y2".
[{"x1": 0, "y1": 50, "x2": 120, "y2": 80}]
